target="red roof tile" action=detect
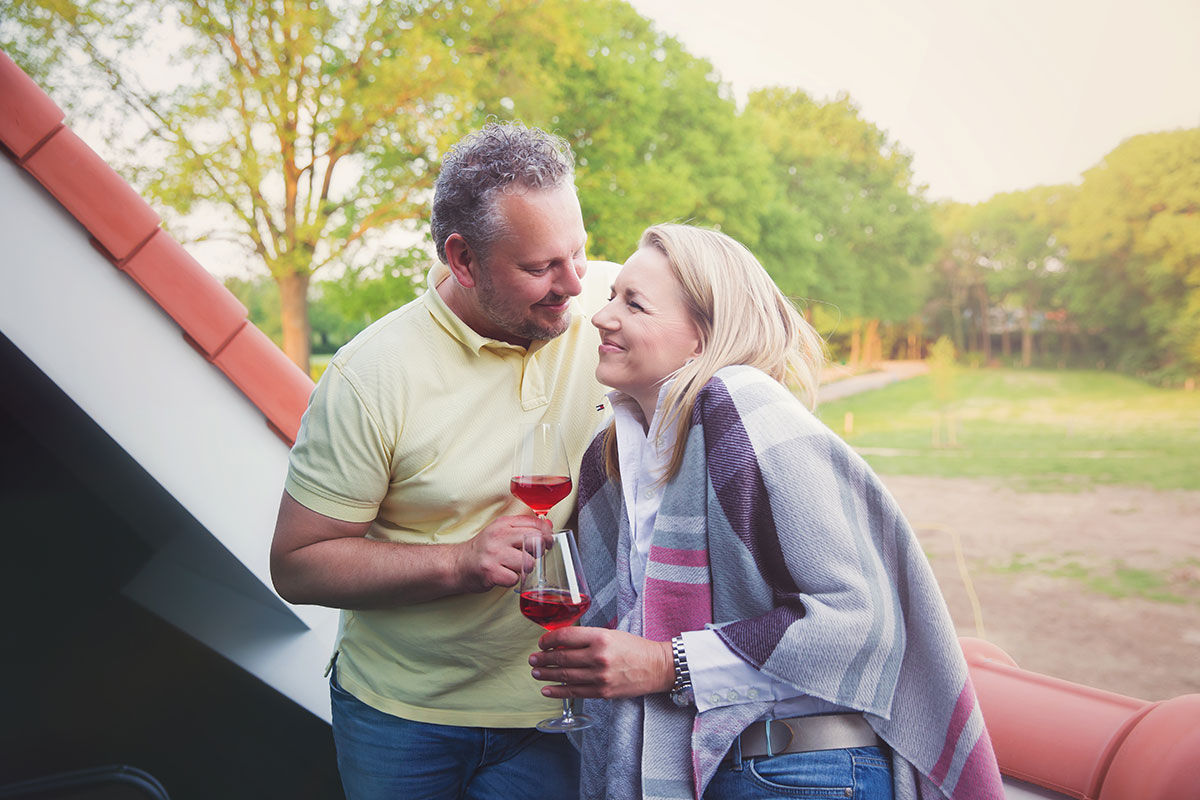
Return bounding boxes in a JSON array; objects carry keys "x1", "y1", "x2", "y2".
[
  {"x1": 0, "y1": 49, "x2": 313, "y2": 444},
  {"x1": 212, "y1": 323, "x2": 312, "y2": 444},
  {"x1": 0, "y1": 50, "x2": 64, "y2": 159},
  {"x1": 122, "y1": 230, "x2": 248, "y2": 357},
  {"x1": 23, "y1": 126, "x2": 161, "y2": 261},
  {"x1": 1101, "y1": 694, "x2": 1200, "y2": 799},
  {"x1": 961, "y1": 637, "x2": 1200, "y2": 800}
]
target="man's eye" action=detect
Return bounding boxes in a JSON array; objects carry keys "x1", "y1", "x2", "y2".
[{"x1": 628, "y1": 301, "x2": 644, "y2": 312}]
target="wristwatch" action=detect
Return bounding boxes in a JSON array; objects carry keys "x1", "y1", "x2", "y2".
[{"x1": 669, "y1": 634, "x2": 695, "y2": 708}]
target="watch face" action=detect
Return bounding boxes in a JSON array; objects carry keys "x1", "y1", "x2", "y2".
[{"x1": 670, "y1": 686, "x2": 695, "y2": 708}]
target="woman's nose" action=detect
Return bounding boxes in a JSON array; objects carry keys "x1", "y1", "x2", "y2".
[{"x1": 592, "y1": 301, "x2": 617, "y2": 330}]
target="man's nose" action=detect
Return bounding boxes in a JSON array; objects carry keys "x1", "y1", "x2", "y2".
[{"x1": 556, "y1": 262, "x2": 584, "y2": 297}]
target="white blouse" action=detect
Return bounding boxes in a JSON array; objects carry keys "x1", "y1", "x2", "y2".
[{"x1": 608, "y1": 387, "x2": 848, "y2": 717}]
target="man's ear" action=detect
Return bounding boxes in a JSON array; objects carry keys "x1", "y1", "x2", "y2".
[{"x1": 444, "y1": 233, "x2": 480, "y2": 289}]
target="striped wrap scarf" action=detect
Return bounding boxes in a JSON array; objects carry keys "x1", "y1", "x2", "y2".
[{"x1": 575, "y1": 365, "x2": 1004, "y2": 800}]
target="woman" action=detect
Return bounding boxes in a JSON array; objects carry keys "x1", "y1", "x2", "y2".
[{"x1": 529, "y1": 224, "x2": 1004, "y2": 800}]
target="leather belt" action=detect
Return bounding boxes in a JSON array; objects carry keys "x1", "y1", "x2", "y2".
[{"x1": 732, "y1": 713, "x2": 884, "y2": 760}]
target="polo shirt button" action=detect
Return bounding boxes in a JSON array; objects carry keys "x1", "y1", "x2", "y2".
[
  {"x1": 747, "y1": 689, "x2": 760, "y2": 700},
  {"x1": 643, "y1": 488, "x2": 656, "y2": 499},
  {"x1": 727, "y1": 690, "x2": 740, "y2": 701},
  {"x1": 710, "y1": 693, "x2": 722, "y2": 705}
]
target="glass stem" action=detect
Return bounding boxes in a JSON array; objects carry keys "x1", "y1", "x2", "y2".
[{"x1": 561, "y1": 693, "x2": 574, "y2": 721}]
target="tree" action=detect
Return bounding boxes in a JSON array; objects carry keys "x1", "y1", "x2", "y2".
[
  {"x1": 312, "y1": 244, "x2": 426, "y2": 348},
  {"x1": 744, "y1": 89, "x2": 937, "y2": 363},
  {"x1": 476, "y1": 0, "x2": 773, "y2": 264},
  {"x1": 3, "y1": 0, "x2": 582, "y2": 371},
  {"x1": 971, "y1": 187, "x2": 1072, "y2": 367},
  {"x1": 1059, "y1": 128, "x2": 1200, "y2": 376},
  {"x1": 925, "y1": 201, "x2": 983, "y2": 357}
]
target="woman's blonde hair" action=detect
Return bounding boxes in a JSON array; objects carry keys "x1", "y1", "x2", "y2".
[{"x1": 603, "y1": 223, "x2": 826, "y2": 482}]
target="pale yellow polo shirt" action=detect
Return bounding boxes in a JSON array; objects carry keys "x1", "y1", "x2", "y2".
[{"x1": 285, "y1": 261, "x2": 615, "y2": 727}]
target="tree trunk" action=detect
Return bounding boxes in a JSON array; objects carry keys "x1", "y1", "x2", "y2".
[
  {"x1": 277, "y1": 271, "x2": 312, "y2": 373},
  {"x1": 849, "y1": 319, "x2": 862, "y2": 366},
  {"x1": 950, "y1": 285, "x2": 966, "y2": 355},
  {"x1": 907, "y1": 317, "x2": 922, "y2": 360},
  {"x1": 864, "y1": 319, "x2": 881, "y2": 364},
  {"x1": 1021, "y1": 306, "x2": 1034, "y2": 368},
  {"x1": 977, "y1": 284, "x2": 991, "y2": 362},
  {"x1": 1001, "y1": 326, "x2": 1011, "y2": 360}
]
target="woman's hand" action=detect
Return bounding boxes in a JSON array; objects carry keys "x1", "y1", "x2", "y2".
[{"x1": 529, "y1": 628, "x2": 674, "y2": 699}]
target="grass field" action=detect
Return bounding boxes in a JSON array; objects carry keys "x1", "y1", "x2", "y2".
[{"x1": 817, "y1": 368, "x2": 1200, "y2": 491}]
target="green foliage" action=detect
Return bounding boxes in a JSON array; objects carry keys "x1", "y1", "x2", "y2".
[
  {"x1": 921, "y1": 129, "x2": 1200, "y2": 382},
  {"x1": 311, "y1": 245, "x2": 426, "y2": 351},
  {"x1": 1, "y1": 0, "x2": 588, "y2": 368},
  {"x1": 6, "y1": 1, "x2": 1194, "y2": 382},
  {"x1": 226, "y1": 270, "x2": 397, "y2": 356},
  {"x1": 818, "y1": 368, "x2": 1200, "y2": 490},
  {"x1": 224, "y1": 274, "x2": 281, "y2": 344},
  {"x1": 1059, "y1": 129, "x2": 1200, "y2": 375},
  {"x1": 744, "y1": 88, "x2": 938, "y2": 319},
  {"x1": 489, "y1": 0, "x2": 773, "y2": 262}
]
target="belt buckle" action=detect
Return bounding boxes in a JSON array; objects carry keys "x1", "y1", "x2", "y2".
[{"x1": 763, "y1": 719, "x2": 794, "y2": 758}]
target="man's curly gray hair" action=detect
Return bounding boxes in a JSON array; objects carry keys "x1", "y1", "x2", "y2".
[{"x1": 431, "y1": 122, "x2": 576, "y2": 264}]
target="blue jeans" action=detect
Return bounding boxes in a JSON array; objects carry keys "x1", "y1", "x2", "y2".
[
  {"x1": 330, "y1": 668, "x2": 580, "y2": 800},
  {"x1": 704, "y1": 744, "x2": 893, "y2": 799}
]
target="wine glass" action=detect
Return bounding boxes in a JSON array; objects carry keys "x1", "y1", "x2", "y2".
[
  {"x1": 511, "y1": 423, "x2": 572, "y2": 519},
  {"x1": 519, "y1": 529, "x2": 596, "y2": 732}
]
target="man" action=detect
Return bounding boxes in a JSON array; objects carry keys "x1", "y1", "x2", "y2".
[{"x1": 270, "y1": 122, "x2": 613, "y2": 800}]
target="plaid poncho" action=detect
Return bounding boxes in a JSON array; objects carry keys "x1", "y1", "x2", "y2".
[{"x1": 575, "y1": 366, "x2": 1003, "y2": 800}]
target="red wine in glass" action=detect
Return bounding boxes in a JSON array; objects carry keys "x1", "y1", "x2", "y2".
[
  {"x1": 512, "y1": 423, "x2": 571, "y2": 519},
  {"x1": 510, "y1": 475, "x2": 573, "y2": 517},
  {"x1": 520, "y1": 587, "x2": 591, "y2": 631},
  {"x1": 520, "y1": 530, "x2": 596, "y2": 733}
]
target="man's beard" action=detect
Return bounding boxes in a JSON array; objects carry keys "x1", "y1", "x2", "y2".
[{"x1": 476, "y1": 268, "x2": 573, "y2": 342}]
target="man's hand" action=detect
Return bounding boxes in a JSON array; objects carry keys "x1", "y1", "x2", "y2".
[
  {"x1": 453, "y1": 515, "x2": 553, "y2": 594},
  {"x1": 529, "y1": 628, "x2": 674, "y2": 700},
  {"x1": 270, "y1": 491, "x2": 553, "y2": 608}
]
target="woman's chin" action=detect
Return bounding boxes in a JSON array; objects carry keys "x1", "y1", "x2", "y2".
[{"x1": 596, "y1": 369, "x2": 633, "y2": 397}]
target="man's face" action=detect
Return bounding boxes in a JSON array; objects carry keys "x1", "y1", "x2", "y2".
[{"x1": 473, "y1": 185, "x2": 588, "y2": 345}]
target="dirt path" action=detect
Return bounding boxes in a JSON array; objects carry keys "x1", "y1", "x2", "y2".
[
  {"x1": 818, "y1": 360, "x2": 929, "y2": 403},
  {"x1": 882, "y1": 475, "x2": 1200, "y2": 701}
]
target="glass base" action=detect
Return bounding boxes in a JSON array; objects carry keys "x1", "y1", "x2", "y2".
[{"x1": 536, "y1": 713, "x2": 596, "y2": 733}]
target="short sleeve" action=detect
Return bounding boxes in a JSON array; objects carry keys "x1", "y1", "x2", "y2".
[{"x1": 284, "y1": 361, "x2": 393, "y2": 523}]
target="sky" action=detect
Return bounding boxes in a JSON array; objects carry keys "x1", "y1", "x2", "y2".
[{"x1": 625, "y1": 0, "x2": 1200, "y2": 203}]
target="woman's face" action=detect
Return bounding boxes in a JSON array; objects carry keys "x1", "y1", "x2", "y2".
[{"x1": 592, "y1": 246, "x2": 703, "y2": 418}]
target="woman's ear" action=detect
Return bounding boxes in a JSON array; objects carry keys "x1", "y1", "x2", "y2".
[{"x1": 444, "y1": 233, "x2": 479, "y2": 288}]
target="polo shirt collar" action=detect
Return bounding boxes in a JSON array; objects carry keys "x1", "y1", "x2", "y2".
[
  {"x1": 423, "y1": 263, "x2": 578, "y2": 360},
  {"x1": 422, "y1": 263, "x2": 528, "y2": 355}
]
